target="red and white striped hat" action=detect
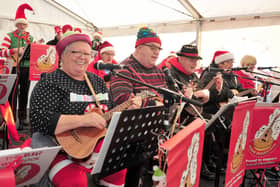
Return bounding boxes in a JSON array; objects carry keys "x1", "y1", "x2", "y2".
[
  {"x1": 93, "y1": 31, "x2": 103, "y2": 39},
  {"x1": 15, "y1": 3, "x2": 34, "y2": 25}
]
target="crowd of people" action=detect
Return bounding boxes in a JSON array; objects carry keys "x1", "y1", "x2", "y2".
[{"x1": 1, "y1": 3, "x2": 279, "y2": 187}]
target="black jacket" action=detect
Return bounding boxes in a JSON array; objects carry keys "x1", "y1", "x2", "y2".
[
  {"x1": 200, "y1": 70, "x2": 246, "y2": 114},
  {"x1": 46, "y1": 37, "x2": 59, "y2": 45}
]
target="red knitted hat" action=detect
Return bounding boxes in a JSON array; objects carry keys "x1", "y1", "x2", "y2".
[
  {"x1": 15, "y1": 3, "x2": 33, "y2": 25},
  {"x1": 56, "y1": 31, "x2": 92, "y2": 56},
  {"x1": 74, "y1": 28, "x2": 82, "y2": 33},
  {"x1": 62, "y1": 24, "x2": 73, "y2": 34},
  {"x1": 99, "y1": 41, "x2": 115, "y2": 54},
  {"x1": 135, "y1": 27, "x2": 161, "y2": 48},
  {"x1": 212, "y1": 51, "x2": 234, "y2": 64}
]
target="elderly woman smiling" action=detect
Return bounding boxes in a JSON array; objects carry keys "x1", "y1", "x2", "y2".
[{"x1": 30, "y1": 31, "x2": 126, "y2": 187}]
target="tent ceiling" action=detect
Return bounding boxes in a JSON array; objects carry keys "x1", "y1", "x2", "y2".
[
  {"x1": 54, "y1": 0, "x2": 280, "y2": 29},
  {"x1": 189, "y1": 0, "x2": 280, "y2": 18},
  {"x1": 54, "y1": 0, "x2": 192, "y2": 28}
]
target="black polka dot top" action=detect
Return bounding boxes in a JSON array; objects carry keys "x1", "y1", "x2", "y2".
[{"x1": 30, "y1": 69, "x2": 112, "y2": 136}]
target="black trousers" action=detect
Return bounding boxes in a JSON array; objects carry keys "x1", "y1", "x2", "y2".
[
  {"x1": 125, "y1": 157, "x2": 154, "y2": 187},
  {"x1": 8, "y1": 66, "x2": 30, "y2": 121}
]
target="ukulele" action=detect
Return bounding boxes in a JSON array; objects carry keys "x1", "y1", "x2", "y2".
[
  {"x1": 184, "y1": 75, "x2": 218, "y2": 117},
  {"x1": 232, "y1": 88, "x2": 255, "y2": 97},
  {"x1": 218, "y1": 88, "x2": 256, "y2": 108},
  {"x1": 8, "y1": 53, "x2": 22, "y2": 67},
  {"x1": 253, "y1": 111, "x2": 280, "y2": 152},
  {"x1": 56, "y1": 91, "x2": 155, "y2": 159}
]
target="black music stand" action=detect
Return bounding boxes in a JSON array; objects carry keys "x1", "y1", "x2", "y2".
[
  {"x1": 205, "y1": 103, "x2": 236, "y2": 131},
  {"x1": 14, "y1": 44, "x2": 30, "y2": 75},
  {"x1": 206, "y1": 97, "x2": 258, "y2": 130},
  {"x1": 206, "y1": 97, "x2": 257, "y2": 187},
  {"x1": 19, "y1": 44, "x2": 31, "y2": 63},
  {"x1": 92, "y1": 106, "x2": 165, "y2": 180},
  {"x1": 206, "y1": 102, "x2": 237, "y2": 187}
]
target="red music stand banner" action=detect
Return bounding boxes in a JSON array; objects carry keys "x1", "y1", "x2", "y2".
[
  {"x1": 0, "y1": 74, "x2": 16, "y2": 105},
  {"x1": 225, "y1": 101, "x2": 256, "y2": 187},
  {"x1": 29, "y1": 44, "x2": 58, "y2": 81},
  {"x1": 246, "y1": 103, "x2": 280, "y2": 170},
  {"x1": 160, "y1": 118, "x2": 205, "y2": 187},
  {"x1": 0, "y1": 74, "x2": 18, "y2": 141},
  {"x1": 0, "y1": 101, "x2": 19, "y2": 142}
]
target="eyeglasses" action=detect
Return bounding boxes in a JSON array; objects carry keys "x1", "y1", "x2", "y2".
[
  {"x1": 68, "y1": 50, "x2": 93, "y2": 59},
  {"x1": 223, "y1": 60, "x2": 234, "y2": 65},
  {"x1": 102, "y1": 52, "x2": 115, "y2": 57},
  {"x1": 142, "y1": 44, "x2": 162, "y2": 51}
]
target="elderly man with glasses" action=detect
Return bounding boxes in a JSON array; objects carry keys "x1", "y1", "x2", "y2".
[
  {"x1": 110, "y1": 27, "x2": 166, "y2": 109},
  {"x1": 110, "y1": 26, "x2": 166, "y2": 187}
]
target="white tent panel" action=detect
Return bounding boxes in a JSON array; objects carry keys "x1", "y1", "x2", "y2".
[
  {"x1": 105, "y1": 31, "x2": 196, "y2": 63},
  {"x1": 201, "y1": 25, "x2": 280, "y2": 67},
  {"x1": 0, "y1": 0, "x2": 93, "y2": 42},
  {"x1": 189, "y1": 0, "x2": 280, "y2": 17},
  {"x1": 105, "y1": 25, "x2": 280, "y2": 67},
  {"x1": 0, "y1": 0, "x2": 279, "y2": 66},
  {"x1": 55, "y1": 0, "x2": 192, "y2": 28},
  {"x1": 0, "y1": 0, "x2": 87, "y2": 26}
]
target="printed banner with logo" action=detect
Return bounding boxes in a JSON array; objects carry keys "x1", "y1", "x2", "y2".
[
  {"x1": 225, "y1": 100, "x2": 256, "y2": 187},
  {"x1": 29, "y1": 44, "x2": 58, "y2": 81},
  {"x1": 160, "y1": 118, "x2": 205, "y2": 187},
  {"x1": 246, "y1": 103, "x2": 280, "y2": 169},
  {"x1": 0, "y1": 146, "x2": 61, "y2": 186}
]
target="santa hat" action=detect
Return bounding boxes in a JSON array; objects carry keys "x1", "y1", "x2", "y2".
[
  {"x1": 168, "y1": 51, "x2": 177, "y2": 58},
  {"x1": 15, "y1": 3, "x2": 33, "y2": 25},
  {"x1": 54, "y1": 26, "x2": 62, "y2": 34},
  {"x1": 93, "y1": 31, "x2": 103, "y2": 39},
  {"x1": 135, "y1": 26, "x2": 161, "y2": 48},
  {"x1": 62, "y1": 24, "x2": 73, "y2": 34},
  {"x1": 212, "y1": 51, "x2": 234, "y2": 64},
  {"x1": 56, "y1": 31, "x2": 92, "y2": 56},
  {"x1": 99, "y1": 41, "x2": 115, "y2": 54},
  {"x1": 74, "y1": 28, "x2": 82, "y2": 33}
]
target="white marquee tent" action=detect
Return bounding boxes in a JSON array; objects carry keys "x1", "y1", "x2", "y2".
[{"x1": 1, "y1": 0, "x2": 280, "y2": 67}]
